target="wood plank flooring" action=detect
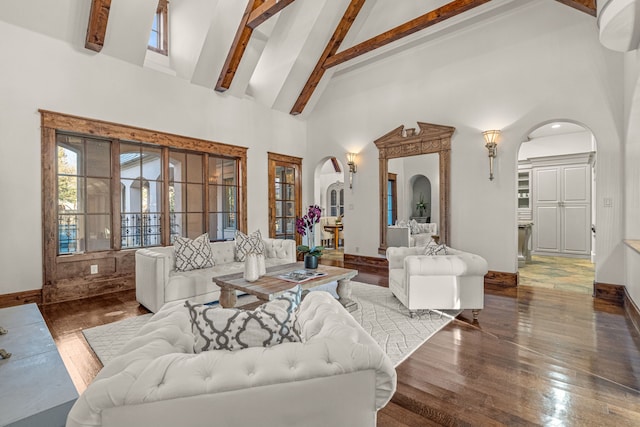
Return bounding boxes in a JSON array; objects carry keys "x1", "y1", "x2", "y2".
[{"x1": 37, "y1": 258, "x2": 640, "y2": 426}]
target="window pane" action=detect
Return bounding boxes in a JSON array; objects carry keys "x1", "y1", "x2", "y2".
[
  {"x1": 275, "y1": 201, "x2": 283, "y2": 217},
  {"x1": 86, "y1": 140, "x2": 111, "y2": 177},
  {"x1": 58, "y1": 214, "x2": 80, "y2": 254},
  {"x1": 285, "y1": 167, "x2": 295, "y2": 184},
  {"x1": 275, "y1": 218, "x2": 284, "y2": 235},
  {"x1": 170, "y1": 183, "x2": 185, "y2": 212},
  {"x1": 121, "y1": 213, "x2": 162, "y2": 249},
  {"x1": 58, "y1": 176, "x2": 82, "y2": 212},
  {"x1": 58, "y1": 145, "x2": 79, "y2": 176},
  {"x1": 274, "y1": 183, "x2": 282, "y2": 199},
  {"x1": 285, "y1": 201, "x2": 294, "y2": 217},
  {"x1": 186, "y1": 153, "x2": 203, "y2": 183},
  {"x1": 170, "y1": 213, "x2": 183, "y2": 241},
  {"x1": 169, "y1": 152, "x2": 186, "y2": 182},
  {"x1": 186, "y1": 183, "x2": 203, "y2": 212},
  {"x1": 285, "y1": 218, "x2": 295, "y2": 234},
  {"x1": 145, "y1": 181, "x2": 163, "y2": 213},
  {"x1": 208, "y1": 157, "x2": 222, "y2": 184},
  {"x1": 222, "y1": 159, "x2": 237, "y2": 185},
  {"x1": 142, "y1": 146, "x2": 162, "y2": 180},
  {"x1": 121, "y1": 179, "x2": 141, "y2": 213},
  {"x1": 86, "y1": 215, "x2": 111, "y2": 251},
  {"x1": 87, "y1": 178, "x2": 110, "y2": 214},
  {"x1": 285, "y1": 184, "x2": 294, "y2": 200},
  {"x1": 186, "y1": 213, "x2": 203, "y2": 239},
  {"x1": 275, "y1": 166, "x2": 284, "y2": 183},
  {"x1": 120, "y1": 144, "x2": 141, "y2": 179}
]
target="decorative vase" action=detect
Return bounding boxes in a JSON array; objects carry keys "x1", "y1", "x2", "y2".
[
  {"x1": 243, "y1": 253, "x2": 259, "y2": 282},
  {"x1": 304, "y1": 253, "x2": 318, "y2": 269},
  {"x1": 257, "y1": 253, "x2": 266, "y2": 276}
]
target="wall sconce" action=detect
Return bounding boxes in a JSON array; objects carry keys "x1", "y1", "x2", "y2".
[
  {"x1": 482, "y1": 130, "x2": 500, "y2": 181},
  {"x1": 347, "y1": 152, "x2": 357, "y2": 189}
]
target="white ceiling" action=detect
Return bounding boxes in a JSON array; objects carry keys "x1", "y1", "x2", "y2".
[{"x1": 528, "y1": 122, "x2": 590, "y2": 139}]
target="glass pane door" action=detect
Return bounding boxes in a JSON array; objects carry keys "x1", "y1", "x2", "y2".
[{"x1": 268, "y1": 154, "x2": 302, "y2": 244}]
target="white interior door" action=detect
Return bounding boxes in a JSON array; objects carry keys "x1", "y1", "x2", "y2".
[
  {"x1": 533, "y1": 168, "x2": 561, "y2": 252},
  {"x1": 561, "y1": 164, "x2": 590, "y2": 254}
]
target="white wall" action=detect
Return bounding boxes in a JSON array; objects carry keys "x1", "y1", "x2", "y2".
[
  {"x1": 307, "y1": 1, "x2": 625, "y2": 286},
  {"x1": 0, "y1": 20, "x2": 306, "y2": 294},
  {"x1": 518, "y1": 131, "x2": 593, "y2": 160}
]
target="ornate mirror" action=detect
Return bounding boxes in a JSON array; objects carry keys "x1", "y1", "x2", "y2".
[{"x1": 374, "y1": 122, "x2": 454, "y2": 253}]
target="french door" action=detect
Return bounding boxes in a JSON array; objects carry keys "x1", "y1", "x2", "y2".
[{"x1": 268, "y1": 153, "x2": 302, "y2": 245}]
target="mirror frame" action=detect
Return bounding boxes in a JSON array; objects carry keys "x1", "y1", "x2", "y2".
[{"x1": 374, "y1": 122, "x2": 454, "y2": 253}]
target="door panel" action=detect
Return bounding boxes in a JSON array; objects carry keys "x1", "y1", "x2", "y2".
[
  {"x1": 563, "y1": 205, "x2": 590, "y2": 254},
  {"x1": 563, "y1": 165, "x2": 589, "y2": 203},
  {"x1": 535, "y1": 168, "x2": 560, "y2": 203},
  {"x1": 536, "y1": 206, "x2": 560, "y2": 252}
]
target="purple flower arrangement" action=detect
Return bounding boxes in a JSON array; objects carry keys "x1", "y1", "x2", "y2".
[{"x1": 296, "y1": 204, "x2": 324, "y2": 257}]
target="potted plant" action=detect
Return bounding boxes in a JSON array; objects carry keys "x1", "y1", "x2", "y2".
[
  {"x1": 296, "y1": 204, "x2": 324, "y2": 269},
  {"x1": 416, "y1": 193, "x2": 428, "y2": 217}
]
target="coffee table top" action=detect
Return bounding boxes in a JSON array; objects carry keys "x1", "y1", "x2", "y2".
[{"x1": 213, "y1": 262, "x2": 358, "y2": 301}]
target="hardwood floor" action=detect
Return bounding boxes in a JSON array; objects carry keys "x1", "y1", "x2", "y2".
[{"x1": 38, "y1": 258, "x2": 640, "y2": 426}]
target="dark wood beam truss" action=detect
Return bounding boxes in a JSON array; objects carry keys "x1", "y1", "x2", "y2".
[
  {"x1": 216, "y1": 0, "x2": 296, "y2": 92},
  {"x1": 290, "y1": 0, "x2": 366, "y2": 115},
  {"x1": 247, "y1": 0, "x2": 296, "y2": 29},
  {"x1": 85, "y1": 0, "x2": 112, "y2": 52},
  {"x1": 324, "y1": 0, "x2": 491, "y2": 69},
  {"x1": 330, "y1": 157, "x2": 341, "y2": 173},
  {"x1": 291, "y1": 0, "x2": 491, "y2": 115},
  {"x1": 555, "y1": 0, "x2": 597, "y2": 17}
]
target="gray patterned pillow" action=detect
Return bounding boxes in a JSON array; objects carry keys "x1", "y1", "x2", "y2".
[
  {"x1": 424, "y1": 243, "x2": 448, "y2": 256},
  {"x1": 185, "y1": 285, "x2": 302, "y2": 352},
  {"x1": 234, "y1": 230, "x2": 265, "y2": 261},
  {"x1": 174, "y1": 233, "x2": 214, "y2": 272},
  {"x1": 409, "y1": 219, "x2": 420, "y2": 235}
]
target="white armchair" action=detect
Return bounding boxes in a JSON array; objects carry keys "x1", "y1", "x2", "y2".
[{"x1": 386, "y1": 246, "x2": 488, "y2": 319}]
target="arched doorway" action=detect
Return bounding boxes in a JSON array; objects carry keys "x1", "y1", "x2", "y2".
[
  {"x1": 313, "y1": 157, "x2": 345, "y2": 261},
  {"x1": 517, "y1": 121, "x2": 596, "y2": 294}
]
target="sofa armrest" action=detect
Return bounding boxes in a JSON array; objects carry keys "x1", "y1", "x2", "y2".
[
  {"x1": 262, "y1": 238, "x2": 296, "y2": 263},
  {"x1": 403, "y1": 252, "x2": 489, "y2": 277},
  {"x1": 135, "y1": 248, "x2": 174, "y2": 313},
  {"x1": 386, "y1": 246, "x2": 424, "y2": 270}
]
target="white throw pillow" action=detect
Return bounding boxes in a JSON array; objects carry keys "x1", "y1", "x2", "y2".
[
  {"x1": 185, "y1": 285, "x2": 302, "y2": 352},
  {"x1": 235, "y1": 230, "x2": 265, "y2": 261},
  {"x1": 424, "y1": 243, "x2": 448, "y2": 256},
  {"x1": 174, "y1": 233, "x2": 214, "y2": 272},
  {"x1": 409, "y1": 219, "x2": 420, "y2": 235}
]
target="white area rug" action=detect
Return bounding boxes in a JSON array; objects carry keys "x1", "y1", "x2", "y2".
[{"x1": 83, "y1": 282, "x2": 457, "y2": 367}]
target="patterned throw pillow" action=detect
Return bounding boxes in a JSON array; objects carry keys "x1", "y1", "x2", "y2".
[
  {"x1": 424, "y1": 243, "x2": 448, "y2": 256},
  {"x1": 409, "y1": 219, "x2": 420, "y2": 235},
  {"x1": 185, "y1": 285, "x2": 302, "y2": 352},
  {"x1": 235, "y1": 230, "x2": 265, "y2": 262},
  {"x1": 174, "y1": 233, "x2": 214, "y2": 272}
]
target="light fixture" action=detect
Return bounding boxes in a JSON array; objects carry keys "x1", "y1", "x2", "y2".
[
  {"x1": 482, "y1": 130, "x2": 500, "y2": 181},
  {"x1": 346, "y1": 152, "x2": 357, "y2": 189}
]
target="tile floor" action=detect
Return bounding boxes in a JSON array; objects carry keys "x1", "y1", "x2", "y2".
[{"x1": 518, "y1": 255, "x2": 595, "y2": 294}]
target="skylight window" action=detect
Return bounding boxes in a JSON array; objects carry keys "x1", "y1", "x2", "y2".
[{"x1": 148, "y1": 0, "x2": 168, "y2": 55}]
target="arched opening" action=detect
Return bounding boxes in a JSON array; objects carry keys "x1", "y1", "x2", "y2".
[
  {"x1": 517, "y1": 120, "x2": 596, "y2": 294},
  {"x1": 313, "y1": 156, "x2": 345, "y2": 261}
]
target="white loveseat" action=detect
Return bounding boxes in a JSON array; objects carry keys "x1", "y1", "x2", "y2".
[
  {"x1": 135, "y1": 238, "x2": 296, "y2": 313},
  {"x1": 66, "y1": 291, "x2": 397, "y2": 427},
  {"x1": 386, "y1": 246, "x2": 488, "y2": 319},
  {"x1": 387, "y1": 222, "x2": 438, "y2": 247}
]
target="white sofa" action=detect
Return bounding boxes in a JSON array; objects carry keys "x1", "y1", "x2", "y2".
[
  {"x1": 387, "y1": 222, "x2": 438, "y2": 247},
  {"x1": 66, "y1": 292, "x2": 397, "y2": 427},
  {"x1": 386, "y1": 246, "x2": 488, "y2": 319},
  {"x1": 135, "y1": 238, "x2": 296, "y2": 313}
]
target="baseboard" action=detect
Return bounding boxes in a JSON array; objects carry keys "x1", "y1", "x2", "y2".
[
  {"x1": 343, "y1": 253, "x2": 388, "y2": 273},
  {"x1": 593, "y1": 282, "x2": 625, "y2": 305},
  {"x1": 624, "y1": 287, "x2": 640, "y2": 337},
  {"x1": 0, "y1": 289, "x2": 43, "y2": 308},
  {"x1": 484, "y1": 270, "x2": 518, "y2": 287}
]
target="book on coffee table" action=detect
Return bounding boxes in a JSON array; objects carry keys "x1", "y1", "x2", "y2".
[{"x1": 277, "y1": 269, "x2": 328, "y2": 283}]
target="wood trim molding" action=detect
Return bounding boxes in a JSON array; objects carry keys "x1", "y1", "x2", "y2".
[
  {"x1": 555, "y1": 0, "x2": 596, "y2": 16},
  {"x1": 485, "y1": 271, "x2": 518, "y2": 287},
  {"x1": 324, "y1": 0, "x2": 491, "y2": 69},
  {"x1": 290, "y1": 0, "x2": 366, "y2": 115},
  {"x1": 593, "y1": 282, "x2": 625, "y2": 305},
  {"x1": 85, "y1": 0, "x2": 112, "y2": 52},
  {"x1": 0, "y1": 289, "x2": 43, "y2": 309},
  {"x1": 374, "y1": 122, "x2": 454, "y2": 251},
  {"x1": 624, "y1": 286, "x2": 640, "y2": 337}
]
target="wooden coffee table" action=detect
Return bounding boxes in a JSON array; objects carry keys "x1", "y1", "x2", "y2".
[{"x1": 213, "y1": 262, "x2": 359, "y2": 312}]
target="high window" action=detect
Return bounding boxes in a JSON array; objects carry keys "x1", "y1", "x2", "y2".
[
  {"x1": 148, "y1": 0, "x2": 168, "y2": 55},
  {"x1": 326, "y1": 182, "x2": 344, "y2": 217}
]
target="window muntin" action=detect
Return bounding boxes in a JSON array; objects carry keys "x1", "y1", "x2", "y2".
[{"x1": 57, "y1": 134, "x2": 112, "y2": 254}]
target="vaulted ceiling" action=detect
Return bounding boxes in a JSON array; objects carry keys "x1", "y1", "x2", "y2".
[{"x1": 2, "y1": 0, "x2": 596, "y2": 117}]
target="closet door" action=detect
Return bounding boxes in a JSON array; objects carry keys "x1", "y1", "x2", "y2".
[
  {"x1": 534, "y1": 167, "x2": 561, "y2": 252},
  {"x1": 561, "y1": 165, "x2": 590, "y2": 254}
]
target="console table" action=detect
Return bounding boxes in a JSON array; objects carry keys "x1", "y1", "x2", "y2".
[{"x1": 0, "y1": 304, "x2": 77, "y2": 427}]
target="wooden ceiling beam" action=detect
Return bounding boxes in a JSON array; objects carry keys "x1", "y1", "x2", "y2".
[
  {"x1": 216, "y1": 0, "x2": 297, "y2": 92},
  {"x1": 290, "y1": 0, "x2": 367, "y2": 115},
  {"x1": 324, "y1": 0, "x2": 491, "y2": 69},
  {"x1": 247, "y1": 0, "x2": 296, "y2": 29},
  {"x1": 330, "y1": 157, "x2": 341, "y2": 173},
  {"x1": 85, "y1": 0, "x2": 112, "y2": 52},
  {"x1": 554, "y1": 0, "x2": 597, "y2": 17}
]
